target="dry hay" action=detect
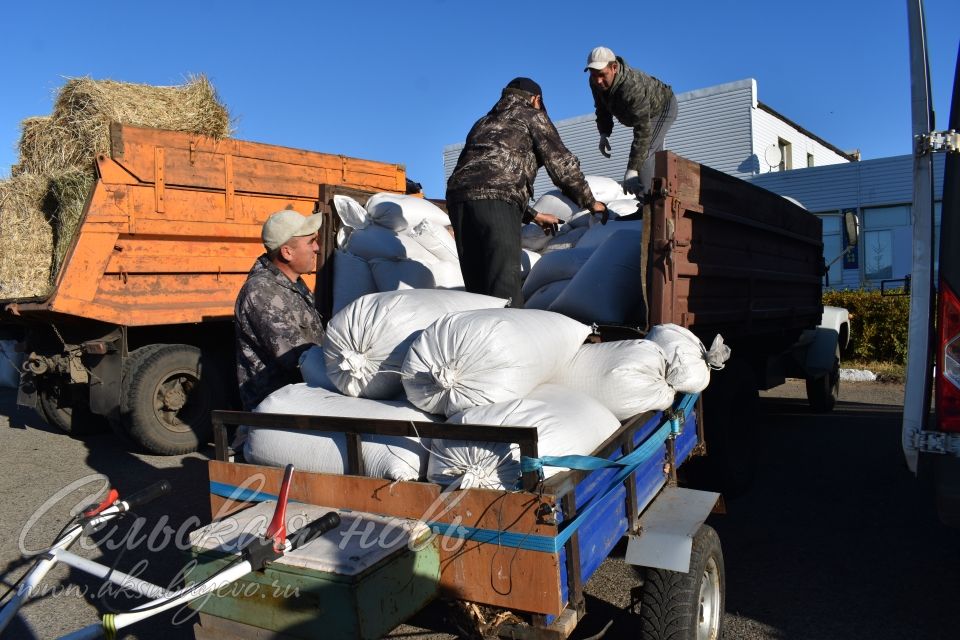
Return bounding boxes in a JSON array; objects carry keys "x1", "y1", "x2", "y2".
[
  {"x1": 0, "y1": 174, "x2": 55, "y2": 300},
  {"x1": 20, "y1": 74, "x2": 232, "y2": 174},
  {"x1": 2, "y1": 74, "x2": 232, "y2": 301}
]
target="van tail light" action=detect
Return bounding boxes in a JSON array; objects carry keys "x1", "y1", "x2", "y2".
[{"x1": 937, "y1": 280, "x2": 960, "y2": 432}]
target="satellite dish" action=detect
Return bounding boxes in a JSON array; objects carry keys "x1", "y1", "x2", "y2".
[{"x1": 764, "y1": 144, "x2": 783, "y2": 171}]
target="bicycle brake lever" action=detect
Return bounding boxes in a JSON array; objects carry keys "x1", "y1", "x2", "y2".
[{"x1": 82, "y1": 489, "x2": 119, "y2": 518}]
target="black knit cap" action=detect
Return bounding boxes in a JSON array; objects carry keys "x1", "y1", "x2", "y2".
[{"x1": 505, "y1": 77, "x2": 542, "y2": 96}]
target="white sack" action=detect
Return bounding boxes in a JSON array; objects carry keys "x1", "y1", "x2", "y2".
[
  {"x1": 521, "y1": 223, "x2": 552, "y2": 252},
  {"x1": 324, "y1": 289, "x2": 507, "y2": 399},
  {"x1": 365, "y1": 193, "x2": 451, "y2": 232},
  {"x1": 586, "y1": 175, "x2": 627, "y2": 203},
  {"x1": 245, "y1": 384, "x2": 434, "y2": 481},
  {"x1": 344, "y1": 225, "x2": 437, "y2": 263},
  {"x1": 606, "y1": 198, "x2": 641, "y2": 217},
  {"x1": 333, "y1": 194, "x2": 369, "y2": 230},
  {"x1": 402, "y1": 308, "x2": 592, "y2": 417},
  {"x1": 542, "y1": 226, "x2": 588, "y2": 253},
  {"x1": 369, "y1": 258, "x2": 437, "y2": 291},
  {"x1": 406, "y1": 219, "x2": 458, "y2": 263},
  {"x1": 429, "y1": 260, "x2": 465, "y2": 289},
  {"x1": 427, "y1": 384, "x2": 621, "y2": 489},
  {"x1": 532, "y1": 191, "x2": 581, "y2": 219},
  {"x1": 298, "y1": 345, "x2": 337, "y2": 392},
  {"x1": 549, "y1": 230, "x2": 644, "y2": 324},
  {"x1": 333, "y1": 250, "x2": 377, "y2": 316},
  {"x1": 524, "y1": 279, "x2": 570, "y2": 310},
  {"x1": 645, "y1": 324, "x2": 730, "y2": 394},
  {"x1": 520, "y1": 249, "x2": 541, "y2": 281},
  {"x1": 549, "y1": 340, "x2": 674, "y2": 419},
  {"x1": 576, "y1": 220, "x2": 645, "y2": 252},
  {"x1": 522, "y1": 248, "x2": 593, "y2": 299}
]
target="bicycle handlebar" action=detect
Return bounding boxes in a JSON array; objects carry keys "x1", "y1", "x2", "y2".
[
  {"x1": 121, "y1": 480, "x2": 172, "y2": 511},
  {"x1": 289, "y1": 512, "x2": 341, "y2": 551}
]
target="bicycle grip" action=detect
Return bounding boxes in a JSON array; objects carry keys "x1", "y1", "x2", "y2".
[
  {"x1": 290, "y1": 512, "x2": 341, "y2": 550},
  {"x1": 122, "y1": 480, "x2": 172, "y2": 511}
]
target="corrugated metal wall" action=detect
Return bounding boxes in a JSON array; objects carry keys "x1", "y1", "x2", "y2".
[
  {"x1": 747, "y1": 154, "x2": 945, "y2": 213},
  {"x1": 751, "y1": 109, "x2": 850, "y2": 173}
]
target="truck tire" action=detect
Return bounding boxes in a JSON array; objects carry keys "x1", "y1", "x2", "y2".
[
  {"x1": 37, "y1": 378, "x2": 109, "y2": 436},
  {"x1": 805, "y1": 346, "x2": 840, "y2": 412},
  {"x1": 636, "y1": 524, "x2": 725, "y2": 640},
  {"x1": 120, "y1": 344, "x2": 225, "y2": 454}
]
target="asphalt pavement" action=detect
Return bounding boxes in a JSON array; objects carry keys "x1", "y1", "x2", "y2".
[{"x1": 0, "y1": 380, "x2": 958, "y2": 639}]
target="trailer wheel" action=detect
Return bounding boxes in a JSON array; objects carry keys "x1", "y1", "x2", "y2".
[
  {"x1": 805, "y1": 346, "x2": 840, "y2": 412},
  {"x1": 120, "y1": 344, "x2": 225, "y2": 454},
  {"x1": 636, "y1": 524, "x2": 725, "y2": 640},
  {"x1": 37, "y1": 378, "x2": 109, "y2": 436}
]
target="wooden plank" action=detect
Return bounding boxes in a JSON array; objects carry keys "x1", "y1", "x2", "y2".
[
  {"x1": 105, "y1": 255, "x2": 258, "y2": 275},
  {"x1": 123, "y1": 184, "x2": 316, "y2": 227},
  {"x1": 50, "y1": 230, "x2": 119, "y2": 303},
  {"x1": 207, "y1": 461, "x2": 566, "y2": 615}
]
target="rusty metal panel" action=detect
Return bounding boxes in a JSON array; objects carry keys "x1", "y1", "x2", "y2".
[{"x1": 648, "y1": 152, "x2": 823, "y2": 347}]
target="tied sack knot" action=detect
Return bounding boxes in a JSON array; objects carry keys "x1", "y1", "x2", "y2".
[
  {"x1": 339, "y1": 350, "x2": 369, "y2": 379},
  {"x1": 429, "y1": 364, "x2": 458, "y2": 390},
  {"x1": 705, "y1": 334, "x2": 731, "y2": 370}
]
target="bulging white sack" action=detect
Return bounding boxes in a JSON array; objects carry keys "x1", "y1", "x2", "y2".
[
  {"x1": 586, "y1": 175, "x2": 627, "y2": 203},
  {"x1": 402, "y1": 309, "x2": 592, "y2": 417},
  {"x1": 333, "y1": 250, "x2": 377, "y2": 316},
  {"x1": 406, "y1": 219, "x2": 458, "y2": 263},
  {"x1": 427, "y1": 384, "x2": 621, "y2": 489},
  {"x1": 532, "y1": 191, "x2": 581, "y2": 219},
  {"x1": 525, "y1": 279, "x2": 570, "y2": 310},
  {"x1": 606, "y1": 198, "x2": 641, "y2": 217},
  {"x1": 542, "y1": 226, "x2": 588, "y2": 253},
  {"x1": 549, "y1": 340, "x2": 674, "y2": 419},
  {"x1": 521, "y1": 223, "x2": 552, "y2": 252},
  {"x1": 298, "y1": 345, "x2": 337, "y2": 392},
  {"x1": 645, "y1": 324, "x2": 730, "y2": 393},
  {"x1": 324, "y1": 289, "x2": 507, "y2": 399},
  {"x1": 333, "y1": 194, "x2": 369, "y2": 230},
  {"x1": 365, "y1": 193, "x2": 451, "y2": 232},
  {"x1": 576, "y1": 219, "x2": 644, "y2": 252},
  {"x1": 344, "y1": 225, "x2": 438, "y2": 263},
  {"x1": 369, "y1": 257, "x2": 437, "y2": 291},
  {"x1": 520, "y1": 249, "x2": 541, "y2": 281},
  {"x1": 549, "y1": 230, "x2": 644, "y2": 324},
  {"x1": 522, "y1": 248, "x2": 593, "y2": 299},
  {"x1": 245, "y1": 384, "x2": 434, "y2": 481}
]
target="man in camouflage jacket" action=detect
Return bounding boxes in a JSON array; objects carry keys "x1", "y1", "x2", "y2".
[
  {"x1": 446, "y1": 77, "x2": 607, "y2": 306},
  {"x1": 235, "y1": 210, "x2": 325, "y2": 410},
  {"x1": 586, "y1": 46, "x2": 678, "y2": 195}
]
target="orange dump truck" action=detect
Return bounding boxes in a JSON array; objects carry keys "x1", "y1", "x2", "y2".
[{"x1": 1, "y1": 124, "x2": 408, "y2": 454}]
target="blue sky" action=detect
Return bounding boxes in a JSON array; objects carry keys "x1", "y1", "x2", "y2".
[{"x1": 1, "y1": 1, "x2": 957, "y2": 198}]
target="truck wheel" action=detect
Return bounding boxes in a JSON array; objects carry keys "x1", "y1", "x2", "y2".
[
  {"x1": 636, "y1": 524, "x2": 725, "y2": 640},
  {"x1": 120, "y1": 344, "x2": 225, "y2": 454},
  {"x1": 806, "y1": 346, "x2": 840, "y2": 412},
  {"x1": 37, "y1": 379, "x2": 108, "y2": 436}
]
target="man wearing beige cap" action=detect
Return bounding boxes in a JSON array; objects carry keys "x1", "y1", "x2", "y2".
[
  {"x1": 585, "y1": 46, "x2": 678, "y2": 195},
  {"x1": 234, "y1": 209, "x2": 325, "y2": 409}
]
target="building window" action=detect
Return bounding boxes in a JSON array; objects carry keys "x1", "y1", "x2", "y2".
[
  {"x1": 778, "y1": 138, "x2": 792, "y2": 171},
  {"x1": 862, "y1": 205, "x2": 911, "y2": 285},
  {"x1": 820, "y1": 214, "x2": 843, "y2": 286},
  {"x1": 807, "y1": 153, "x2": 815, "y2": 168}
]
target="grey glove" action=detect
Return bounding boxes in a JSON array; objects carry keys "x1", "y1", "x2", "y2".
[
  {"x1": 599, "y1": 135, "x2": 611, "y2": 158},
  {"x1": 622, "y1": 168, "x2": 641, "y2": 195}
]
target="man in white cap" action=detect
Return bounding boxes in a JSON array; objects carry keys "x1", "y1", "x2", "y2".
[
  {"x1": 234, "y1": 209, "x2": 325, "y2": 409},
  {"x1": 585, "y1": 46, "x2": 678, "y2": 195}
]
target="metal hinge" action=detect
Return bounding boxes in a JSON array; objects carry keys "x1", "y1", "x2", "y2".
[
  {"x1": 917, "y1": 130, "x2": 960, "y2": 155},
  {"x1": 911, "y1": 430, "x2": 960, "y2": 456}
]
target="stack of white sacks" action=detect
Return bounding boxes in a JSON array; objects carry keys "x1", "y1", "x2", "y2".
[
  {"x1": 329, "y1": 176, "x2": 647, "y2": 324},
  {"x1": 243, "y1": 288, "x2": 730, "y2": 490}
]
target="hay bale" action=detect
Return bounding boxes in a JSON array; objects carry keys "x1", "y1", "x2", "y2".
[
  {"x1": 0, "y1": 174, "x2": 55, "y2": 300},
  {"x1": 49, "y1": 170, "x2": 95, "y2": 277},
  {"x1": 19, "y1": 74, "x2": 232, "y2": 174},
  {"x1": 16, "y1": 116, "x2": 79, "y2": 175}
]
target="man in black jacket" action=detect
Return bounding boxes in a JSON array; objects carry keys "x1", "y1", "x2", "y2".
[
  {"x1": 447, "y1": 77, "x2": 607, "y2": 307},
  {"x1": 586, "y1": 46, "x2": 678, "y2": 195}
]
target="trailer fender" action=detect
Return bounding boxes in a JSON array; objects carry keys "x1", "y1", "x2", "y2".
[
  {"x1": 803, "y1": 326, "x2": 841, "y2": 378},
  {"x1": 624, "y1": 486, "x2": 720, "y2": 573}
]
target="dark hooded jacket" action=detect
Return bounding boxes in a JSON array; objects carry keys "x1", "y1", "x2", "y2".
[
  {"x1": 591, "y1": 56, "x2": 674, "y2": 170},
  {"x1": 446, "y1": 89, "x2": 595, "y2": 212}
]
